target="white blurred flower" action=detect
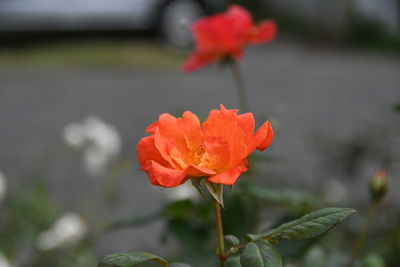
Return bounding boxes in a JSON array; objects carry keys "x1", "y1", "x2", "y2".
[
  {"x1": 37, "y1": 212, "x2": 87, "y2": 251},
  {"x1": 0, "y1": 171, "x2": 7, "y2": 203},
  {"x1": 62, "y1": 116, "x2": 121, "y2": 176},
  {"x1": 62, "y1": 122, "x2": 86, "y2": 147},
  {"x1": 165, "y1": 182, "x2": 201, "y2": 202},
  {"x1": 0, "y1": 252, "x2": 13, "y2": 267},
  {"x1": 323, "y1": 179, "x2": 347, "y2": 204}
]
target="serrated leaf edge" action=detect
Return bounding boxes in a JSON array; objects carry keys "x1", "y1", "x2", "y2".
[
  {"x1": 247, "y1": 207, "x2": 356, "y2": 241},
  {"x1": 99, "y1": 252, "x2": 167, "y2": 267}
]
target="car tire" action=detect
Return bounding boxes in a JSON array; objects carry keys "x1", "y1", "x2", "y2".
[{"x1": 159, "y1": 0, "x2": 205, "y2": 48}]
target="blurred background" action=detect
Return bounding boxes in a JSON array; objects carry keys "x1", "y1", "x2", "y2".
[{"x1": 0, "y1": 0, "x2": 399, "y2": 266}]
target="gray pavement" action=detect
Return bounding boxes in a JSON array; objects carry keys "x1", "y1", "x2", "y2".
[{"x1": 0, "y1": 39, "x2": 399, "y2": 254}]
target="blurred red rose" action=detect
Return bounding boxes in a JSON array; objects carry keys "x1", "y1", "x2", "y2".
[
  {"x1": 182, "y1": 5, "x2": 277, "y2": 72},
  {"x1": 137, "y1": 105, "x2": 274, "y2": 187}
]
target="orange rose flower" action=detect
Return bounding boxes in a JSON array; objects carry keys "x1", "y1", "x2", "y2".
[
  {"x1": 137, "y1": 105, "x2": 274, "y2": 187},
  {"x1": 182, "y1": 5, "x2": 277, "y2": 72}
]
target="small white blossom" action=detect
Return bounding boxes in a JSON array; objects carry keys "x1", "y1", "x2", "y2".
[
  {"x1": 165, "y1": 182, "x2": 201, "y2": 202},
  {"x1": 0, "y1": 252, "x2": 13, "y2": 267},
  {"x1": 37, "y1": 212, "x2": 87, "y2": 251},
  {"x1": 0, "y1": 171, "x2": 7, "y2": 203},
  {"x1": 62, "y1": 116, "x2": 121, "y2": 176},
  {"x1": 62, "y1": 122, "x2": 86, "y2": 147}
]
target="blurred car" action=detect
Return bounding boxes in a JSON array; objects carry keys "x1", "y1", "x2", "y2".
[{"x1": 0, "y1": 0, "x2": 226, "y2": 47}]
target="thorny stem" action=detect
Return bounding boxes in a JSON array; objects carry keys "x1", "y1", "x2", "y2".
[
  {"x1": 214, "y1": 198, "x2": 226, "y2": 267},
  {"x1": 229, "y1": 60, "x2": 250, "y2": 112},
  {"x1": 348, "y1": 202, "x2": 379, "y2": 266}
]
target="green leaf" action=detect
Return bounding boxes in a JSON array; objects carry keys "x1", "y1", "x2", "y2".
[
  {"x1": 225, "y1": 235, "x2": 240, "y2": 246},
  {"x1": 98, "y1": 252, "x2": 167, "y2": 267},
  {"x1": 226, "y1": 255, "x2": 242, "y2": 267},
  {"x1": 247, "y1": 207, "x2": 356, "y2": 241},
  {"x1": 205, "y1": 182, "x2": 224, "y2": 207},
  {"x1": 240, "y1": 240, "x2": 283, "y2": 267},
  {"x1": 169, "y1": 263, "x2": 192, "y2": 267}
]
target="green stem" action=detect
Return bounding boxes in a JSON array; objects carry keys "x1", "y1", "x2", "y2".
[
  {"x1": 229, "y1": 60, "x2": 250, "y2": 112},
  {"x1": 214, "y1": 198, "x2": 226, "y2": 267},
  {"x1": 349, "y1": 202, "x2": 379, "y2": 266}
]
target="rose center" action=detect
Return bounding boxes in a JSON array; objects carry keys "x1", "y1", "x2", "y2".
[{"x1": 187, "y1": 146, "x2": 205, "y2": 165}]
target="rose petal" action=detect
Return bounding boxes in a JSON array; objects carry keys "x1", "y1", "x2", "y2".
[
  {"x1": 202, "y1": 135, "x2": 230, "y2": 171},
  {"x1": 145, "y1": 161, "x2": 215, "y2": 187},
  {"x1": 154, "y1": 128, "x2": 181, "y2": 169},
  {"x1": 193, "y1": 15, "x2": 228, "y2": 52},
  {"x1": 257, "y1": 121, "x2": 274, "y2": 151},
  {"x1": 147, "y1": 161, "x2": 189, "y2": 187},
  {"x1": 249, "y1": 20, "x2": 277, "y2": 44},
  {"x1": 146, "y1": 121, "x2": 159, "y2": 134},
  {"x1": 178, "y1": 111, "x2": 203, "y2": 148},
  {"x1": 137, "y1": 136, "x2": 170, "y2": 170},
  {"x1": 154, "y1": 112, "x2": 203, "y2": 168},
  {"x1": 186, "y1": 164, "x2": 216, "y2": 177},
  {"x1": 203, "y1": 105, "x2": 247, "y2": 167},
  {"x1": 226, "y1": 5, "x2": 253, "y2": 40},
  {"x1": 182, "y1": 51, "x2": 219, "y2": 72},
  {"x1": 236, "y1": 112, "x2": 255, "y2": 141},
  {"x1": 247, "y1": 121, "x2": 274, "y2": 155},
  {"x1": 208, "y1": 160, "x2": 248, "y2": 185}
]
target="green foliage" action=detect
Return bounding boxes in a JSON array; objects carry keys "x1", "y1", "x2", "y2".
[
  {"x1": 167, "y1": 219, "x2": 210, "y2": 256},
  {"x1": 163, "y1": 200, "x2": 197, "y2": 220},
  {"x1": 206, "y1": 182, "x2": 224, "y2": 207},
  {"x1": 275, "y1": 239, "x2": 315, "y2": 259},
  {"x1": 393, "y1": 103, "x2": 400, "y2": 113},
  {"x1": 98, "y1": 252, "x2": 167, "y2": 267},
  {"x1": 0, "y1": 182, "x2": 57, "y2": 255},
  {"x1": 105, "y1": 192, "x2": 357, "y2": 266},
  {"x1": 225, "y1": 235, "x2": 240, "y2": 247},
  {"x1": 349, "y1": 15, "x2": 400, "y2": 52},
  {"x1": 242, "y1": 184, "x2": 319, "y2": 211},
  {"x1": 106, "y1": 197, "x2": 215, "y2": 264},
  {"x1": 247, "y1": 208, "x2": 356, "y2": 241},
  {"x1": 240, "y1": 240, "x2": 283, "y2": 267},
  {"x1": 0, "y1": 181, "x2": 97, "y2": 267},
  {"x1": 98, "y1": 253, "x2": 194, "y2": 267},
  {"x1": 191, "y1": 179, "x2": 205, "y2": 196},
  {"x1": 35, "y1": 240, "x2": 98, "y2": 267},
  {"x1": 222, "y1": 191, "x2": 258, "y2": 239},
  {"x1": 362, "y1": 253, "x2": 386, "y2": 267},
  {"x1": 226, "y1": 255, "x2": 242, "y2": 267}
]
